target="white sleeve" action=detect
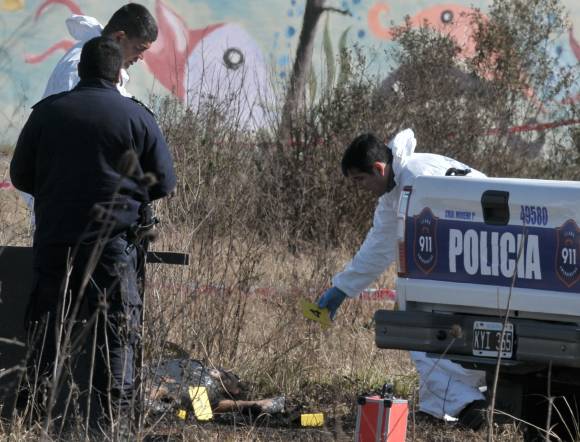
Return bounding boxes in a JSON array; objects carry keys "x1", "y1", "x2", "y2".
[
  {"x1": 42, "y1": 54, "x2": 81, "y2": 99},
  {"x1": 332, "y1": 193, "x2": 398, "y2": 297},
  {"x1": 117, "y1": 69, "x2": 132, "y2": 97}
]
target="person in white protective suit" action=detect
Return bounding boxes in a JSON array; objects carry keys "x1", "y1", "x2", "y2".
[
  {"x1": 318, "y1": 129, "x2": 488, "y2": 428},
  {"x1": 20, "y1": 4, "x2": 159, "y2": 225},
  {"x1": 43, "y1": 3, "x2": 157, "y2": 98}
]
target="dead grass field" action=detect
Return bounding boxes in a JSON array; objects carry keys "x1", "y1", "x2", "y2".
[{"x1": 0, "y1": 153, "x2": 30, "y2": 246}]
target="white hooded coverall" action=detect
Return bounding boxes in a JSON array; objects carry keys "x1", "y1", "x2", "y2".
[
  {"x1": 42, "y1": 15, "x2": 132, "y2": 99},
  {"x1": 333, "y1": 129, "x2": 487, "y2": 419}
]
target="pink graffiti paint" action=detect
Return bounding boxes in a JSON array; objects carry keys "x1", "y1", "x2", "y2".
[
  {"x1": 24, "y1": 0, "x2": 270, "y2": 117},
  {"x1": 25, "y1": 0, "x2": 81, "y2": 64},
  {"x1": 0, "y1": 180, "x2": 14, "y2": 190},
  {"x1": 144, "y1": 0, "x2": 272, "y2": 126},
  {"x1": 35, "y1": 0, "x2": 81, "y2": 20},
  {"x1": 25, "y1": 40, "x2": 74, "y2": 64},
  {"x1": 368, "y1": 3, "x2": 483, "y2": 58},
  {"x1": 144, "y1": 0, "x2": 224, "y2": 100},
  {"x1": 570, "y1": 27, "x2": 580, "y2": 62}
]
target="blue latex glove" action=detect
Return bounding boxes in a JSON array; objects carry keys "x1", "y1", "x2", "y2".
[{"x1": 317, "y1": 287, "x2": 347, "y2": 320}]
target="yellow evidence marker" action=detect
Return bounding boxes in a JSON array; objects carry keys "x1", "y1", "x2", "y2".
[
  {"x1": 1, "y1": 0, "x2": 24, "y2": 12},
  {"x1": 300, "y1": 299, "x2": 332, "y2": 329},
  {"x1": 188, "y1": 386, "x2": 213, "y2": 421},
  {"x1": 301, "y1": 413, "x2": 324, "y2": 427}
]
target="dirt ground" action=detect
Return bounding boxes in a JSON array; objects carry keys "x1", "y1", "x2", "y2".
[{"x1": 134, "y1": 409, "x2": 522, "y2": 441}]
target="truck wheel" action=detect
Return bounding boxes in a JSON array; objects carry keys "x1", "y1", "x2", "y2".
[
  {"x1": 485, "y1": 371, "x2": 524, "y2": 426},
  {"x1": 485, "y1": 371, "x2": 546, "y2": 440},
  {"x1": 518, "y1": 373, "x2": 580, "y2": 442}
]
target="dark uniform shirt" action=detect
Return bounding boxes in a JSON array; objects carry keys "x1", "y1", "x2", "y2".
[{"x1": 10, "y1": 78, "x2": 176, "y2": 247}]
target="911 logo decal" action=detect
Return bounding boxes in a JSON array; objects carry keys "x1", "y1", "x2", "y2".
[
  {"x1": 555, "y1": 219, "x2": 580, "y2": 288},
  {"x1": 414, "y1": 208, "x2": 438, "y2": 274}
]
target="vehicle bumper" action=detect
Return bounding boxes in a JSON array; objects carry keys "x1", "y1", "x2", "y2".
[{"x1": 374, "y1": 310, "x2": 580, "y2": 368}]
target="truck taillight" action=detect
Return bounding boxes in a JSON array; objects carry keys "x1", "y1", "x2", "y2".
[{"x1": 396, "y1": 187, "x2": 412, "y2": 276}]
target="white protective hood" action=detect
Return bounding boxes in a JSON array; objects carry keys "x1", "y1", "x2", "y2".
[
  {"x1": 42, "y1": 15, "x2": 131, "y2": 99},
  {"x1": 65, "y1": 15, "x2": 103, "y2": 41},
  {"x1": 388, "y1": 128, "x2": 417, "y2": 179}
]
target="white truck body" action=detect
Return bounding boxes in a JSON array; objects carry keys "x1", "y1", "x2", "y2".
[
  {"x1": 398, "y1": 176, "x2": 580, "y2": 322},
  {"x1": 375, "y1": 175, "x2": 580, "y2": 370}
]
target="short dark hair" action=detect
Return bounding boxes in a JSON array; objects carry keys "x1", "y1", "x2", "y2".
[
  {"x1": 102, "y1": 3, "x2": 158, "y2": 42},
  {"x1": 78, "y1": 37, "x2": 123, "y2": 82},
  {"x1": 341, "y1": 133, "x2": 393, "y2": 176}
]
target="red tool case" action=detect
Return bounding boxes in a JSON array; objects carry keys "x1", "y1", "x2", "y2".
[{"x1": 355, "y1": 387, "x2": 408, "y2": 442}]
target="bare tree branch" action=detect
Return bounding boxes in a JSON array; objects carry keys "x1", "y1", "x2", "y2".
[
  {"x1": 321, "y1": 7, "x2": 351, "y2": 16},
  {"x1": 280, "y1": 0, "x2": 327, "y2": 140}
]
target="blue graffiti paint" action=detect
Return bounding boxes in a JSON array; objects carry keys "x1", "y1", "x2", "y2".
[
  {"x1": 353, "y1": 0, "x2": 361, "y2": 3},
  {"x1": 272, "y1": 31, "x2": 280, "y2": 50},
  {"x1": 286, "y1": 26, "x2": 296, "y2": 38},
  {"x1": 287, "y1": 9, "x2": 294, "y2": 17},
  {"x1": 278, "y1": 55, "x2": 290, "y2": 66},
  {"x1": 357, "y1": 29, "x2": 366, "y2": 38}
]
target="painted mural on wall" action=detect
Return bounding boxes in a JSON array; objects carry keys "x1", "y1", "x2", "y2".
[{"x1": 0, "y1": 0, "x2": 578, "y2": 142}]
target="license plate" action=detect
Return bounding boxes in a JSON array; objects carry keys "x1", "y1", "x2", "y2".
[{"x1": 472, "y1": 321, "x2": 514, "y2": 358}]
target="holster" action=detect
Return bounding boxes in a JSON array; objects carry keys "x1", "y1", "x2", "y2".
[{"x1": 127, "y1": 203, "x2": 158, "y2": 245}]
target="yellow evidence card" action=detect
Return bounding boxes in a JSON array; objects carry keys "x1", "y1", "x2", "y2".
[
  {"x1": 301, "y1": 413, "x2": 324, "y2": 427},
  {"x1": 188, "y1": 386, "x2": 213, "y2": 421},
  {"x1": 300, "y1": 299, "x2": 332, "y2": 329}
]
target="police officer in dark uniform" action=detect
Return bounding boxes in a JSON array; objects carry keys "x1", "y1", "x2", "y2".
[{"x1": 10, "y1": 36, "x2": 176, "y2": 433}]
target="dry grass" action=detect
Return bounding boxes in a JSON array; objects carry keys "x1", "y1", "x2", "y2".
[
  {"x1": 0, "y1": 169, "x2": 524, "y2": 440},
  {"x1": 2, "y1": 1, "x2": 576, "y2": 437},
  {"x1": 139, "y1": 229, "x2": 525, "y2": 441},
  {"x1": 0, "y1": 153, "x2": 30, "y2": 245}
]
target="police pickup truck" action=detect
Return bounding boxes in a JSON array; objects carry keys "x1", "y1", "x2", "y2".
[{"x1": 374, "y1": 175, "x2": 580, "y2": 428}]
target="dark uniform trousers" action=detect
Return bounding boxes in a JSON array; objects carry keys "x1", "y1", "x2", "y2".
[{"x1": 23, "y1": 234, "x2": 143, "y2": 423}]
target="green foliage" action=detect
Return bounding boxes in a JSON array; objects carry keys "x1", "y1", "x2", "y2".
[
  {"x1": 323, "y1": 14, "x2": 336, "y2": 93},
  {"x1": 337, "y1": 26, "x2": 352, "y2": 87},
  {"x1": 313, "y1": 19, "x2": 352, "y2": 100},
  {"x1": 308, "y1": 64, "x2": 317, "y2": 108}
]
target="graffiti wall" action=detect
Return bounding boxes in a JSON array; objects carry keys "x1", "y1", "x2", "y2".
[{"x1": 0, "y1": 0, "x2": 578, "y2": 142}]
